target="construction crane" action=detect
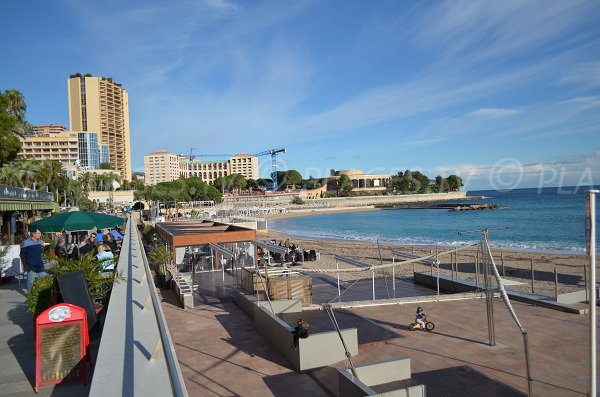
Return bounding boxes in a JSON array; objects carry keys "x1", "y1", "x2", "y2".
[
  {"x1": 181, "y1": 148, "x2": 232, "y2": 161},
  {"x1": 255, "y1": 148, "x2": 286, "y2": 191}
]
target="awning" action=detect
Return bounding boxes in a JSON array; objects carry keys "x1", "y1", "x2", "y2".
[{"x1": 0, "y1": 200, "x2": 58, "y2": 212}]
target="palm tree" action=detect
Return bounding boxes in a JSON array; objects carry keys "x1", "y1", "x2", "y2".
[
  {"x1": 80, "y1": 171, "x2": 93, "y2": 192},
  {"x1": 4, "y1": 89, "x2": 26, "y2": 121},
  {"x1": 0, "y1": 162, "x2": 20, "y2": 185},
  {"x1": 38, "y1": 160, "x2": 64, "y2": 191},
  {"x1": 16, "y1": 159, "x2": 39, "y2": 188},
  {"x1": 67, "y1": 179, "x2": 85, "y2": 206}
]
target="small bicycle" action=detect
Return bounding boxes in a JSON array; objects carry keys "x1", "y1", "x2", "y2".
[{"x1": 408, "y1": 316, "x2": 435, "y2": 331}]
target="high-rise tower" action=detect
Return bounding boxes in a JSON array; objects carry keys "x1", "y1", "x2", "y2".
[{"x1": 68, "y1": 75, "x2": 132, "y2": 181}]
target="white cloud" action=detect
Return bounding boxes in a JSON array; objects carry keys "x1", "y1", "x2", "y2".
[
  {"x1": 559, "y1": 61, "x2": 600, "y2": 88},
  {"x1": 414, "y1": 1, "x2": 598, "y2": 65},
  {"x1": 467, "y1": 108, "x2": 521, "y2": 118},
  {"x1": 429, "y1": 152, "x2": 600, "y2": 190}
]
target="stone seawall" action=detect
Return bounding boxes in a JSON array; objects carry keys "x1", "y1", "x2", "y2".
[
  {"x1": 223, "y1": 191, "x2": 468, "y2": 209},
  {"x1": 298, "y1": 191, "x2": 468, "y2": 208}
]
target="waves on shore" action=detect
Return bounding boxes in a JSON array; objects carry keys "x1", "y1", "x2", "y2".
[
  {"x1": 268, "y1": 225, "x2": 587, "y2": 254},
  {"x1": 269, "y1": 187, "x2": 595, "y2": 255}
]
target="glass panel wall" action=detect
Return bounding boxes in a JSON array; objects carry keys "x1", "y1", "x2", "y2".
[{"x1": 176, "y1": 241, "x2": 256, "y2": 274}]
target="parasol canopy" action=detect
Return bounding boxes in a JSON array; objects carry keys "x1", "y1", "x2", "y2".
[{"x1": 28, "y1": 211, "x2": 125, "y2": 233}]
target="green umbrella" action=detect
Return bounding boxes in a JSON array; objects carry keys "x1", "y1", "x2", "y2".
[{"x1": 28, "y1": 211, "x2": 125, "y2": 233}]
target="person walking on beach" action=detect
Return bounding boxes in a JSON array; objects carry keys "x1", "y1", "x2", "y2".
[
  {"x1": 20, "y1": 228, "x2": 48, "y2": 291},
  {"x1": 291, "y1": 318, "x2": 310, "y2": 350}
]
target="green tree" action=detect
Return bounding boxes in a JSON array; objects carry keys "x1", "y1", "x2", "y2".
[
  {"x1": 257, "y1": 178, "x2": 272, "y2": 190},
  {"x1": 274, "y1": 170, "x2": 303, "y2": 190},
  {"x1": 246, "y1": 178, "x2": 259, "y2": 191},
  {"x1": 80, "y1": 172, "x2": 93, "y2": 191},
  {"x1": 130, "y1": 179, "x2": 145, "y2": 191},
  {"x1": 120, "y1": 180, "x2": 132, "y2": 190},
  {"x1": 0, "y1": 162, "x2": 19, "y2": 185},
  {"x1": 4, "y1": 89, "x2": 26, "y2": 121},
  {"x1": 399, "y1": 170, "x2": 413, "y2": 193},
  {"x1": 337, "y1": 174, "x2": 354, "y2": 197},
  {"x1": 0, "y1": 90, "x2": 25, "y2": 166},
  {"x1": 229, "y1": 173, "x2": 247, "y2": 192},
  {"x1": 99, "y1": 162, "x2": 112, "y2": 170},
  {"x1": 17, "y1": 158, "x2": 39, "y2": 188},
  {"x1": 138, "y1": 177, "x2": 222, "y2": 204},
  {"x1": 305, "y1": 176, "x2": 321, "y2": 190},
  {"x1": 78, "y1": 198, "x2": 96, "y2": 211},
  {"x1": 284, "y1": 170, "x2": 302, "y2": 188},
  {"x1": 38, "y1": 160, "x2": 65, "y2": 191},
  {"x1": 214, "y1": 174, "x2": 247, "y2": 193},
  {"x1": 446, "y1": 175, "x2": 463, "y2": 191},
  {"x1": 412, "y1": 171, "x2": 431, "y2": 194},
  {"x1": 431, "y1": 175, "x2": 447, "y2": 193}
]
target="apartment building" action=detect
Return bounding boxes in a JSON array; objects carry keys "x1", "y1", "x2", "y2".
[
  {"x1": 144, "y1": 151, "x2": 259, "y2": 185},
  {"x1": 68, "y1": 75, "x2": 132, "y2": 181},
  {"x1": 77, "y1": 131, "x2": 109, "y2": 170},
  {"x1": 144, "y1": 150, "x2": 183, "y2": 185},
  {"x1": 32, "y1": 124, "x2": 69, "y2": 135},
  {"x1": 18, "y1": 124, "x2": 79, "y2": 165},
  {"x1": 184, "y1": 153, "x2": 259, "y2": 183},
  {"x1": 229, "y1": 153, "x2": 259, "y2": 180}
]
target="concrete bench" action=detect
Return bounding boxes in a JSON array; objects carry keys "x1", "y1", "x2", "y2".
[
  {"x1": 172, "y1": 274, "x2": 194, "y2": 309},
  {"x1": 338, "y1": 357, "x2": 426, "y2": 397},
  {"x1": 235, "y1": 292, "x2": 358, "y2": 371}
]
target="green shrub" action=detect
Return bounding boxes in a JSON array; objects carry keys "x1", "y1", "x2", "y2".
[
  {"x1": 49, "y1": 253, "x2": 123, "y2": 300},
  {"x1": 142, "y1": 224, "x2": 156, "y2": 244},
  {"x1": 147, "y1": 245, "x2": 172, "y2": 274},
  {"x1": 291, "y1": 196, "x2": 305, "y2": 205},
  {"x1": 25, "y1": 276, "x2": 55, "y2": 315}
]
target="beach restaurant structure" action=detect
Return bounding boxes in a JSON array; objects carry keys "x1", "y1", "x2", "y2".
[
  {"x1": 325, "y1": 169, "x2": 391, "y2": 195},
  {"x1": 155, "y1": 221, "x2": 258, "y2": 273},
  {"x1": 0, "y1": 184, "x2": 58, "y2": 245}
]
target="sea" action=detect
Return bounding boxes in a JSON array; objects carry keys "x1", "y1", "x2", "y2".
[{"x1": 269, "y1": 186, "x2": 600, "y2": 255}]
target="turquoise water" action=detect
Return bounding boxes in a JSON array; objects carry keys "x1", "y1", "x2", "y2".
[{"x1": 269, "y1": 187, "x2": 599, "y2": 254}]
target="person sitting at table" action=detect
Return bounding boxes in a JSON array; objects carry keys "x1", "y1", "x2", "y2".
[
  {"x1": 95, "y1": 244, "x2": 115, "y2": 271},
  {"x1": 79, "y1": 234, "x2": 97, "y2": 255},
  {"x1": 55, "y1": 236, "x2": 70, "y2": 260},
  {"x1": 104, "y1": 233, "x2": 119, "y2": 253}
]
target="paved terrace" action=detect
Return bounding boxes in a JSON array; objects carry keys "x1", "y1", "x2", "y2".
[
  {"x1": 0, "y1": 279, "x2": 94, "y2": 397},
  {"x1": 1, "y1": 219, "x2": 596, "y2": 396},
  {"x1": 163, "y1": 270, "x2": 597, "y2": 396}
]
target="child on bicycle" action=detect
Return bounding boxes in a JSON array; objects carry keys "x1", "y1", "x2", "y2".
[{"x1": 415, "y1": 307, "x2": 427, "y2": 330}]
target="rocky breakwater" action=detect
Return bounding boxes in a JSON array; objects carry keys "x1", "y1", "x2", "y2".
[{"x1": 449, "y1": 203, "x2": 500, "y2": 212}]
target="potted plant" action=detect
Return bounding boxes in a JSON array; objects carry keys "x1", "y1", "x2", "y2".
[
  {"x1": 147, "y1": 245, "x2": 173, "y2": 288},
  {"x1": 25, "y1": 275, "x2": 55, "y2": 317},
  {"x1": 49, "y1": 253, "x2": 123, "y2": 304}
]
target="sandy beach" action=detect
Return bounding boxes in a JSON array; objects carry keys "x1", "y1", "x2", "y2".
[{"x1": 263, "y1": 207, "x2": 593, "y2": 298}]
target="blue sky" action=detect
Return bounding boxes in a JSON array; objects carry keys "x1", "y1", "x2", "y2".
[{"x1": 2, "y1": 0, "x2": 600, "y2": 190}]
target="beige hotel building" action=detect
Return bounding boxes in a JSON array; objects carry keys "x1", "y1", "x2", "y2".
[
  {"x1": 144, "y1": 151, "x2": 258, "y2": 186},
  {"x1": 18, "y1": 124, "x2": 79, "y2": 165},
  {"x1": 68, "y1": 75, "x2": 132, "y2": 181}
]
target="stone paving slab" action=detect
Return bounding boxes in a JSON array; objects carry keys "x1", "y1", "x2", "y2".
[
  {"x1": 278, "y1": 309, "x2": 401, "y2": 347},
  {"x1": 160, "y1": 287, "x2": 328, "y2": 396},
  {"x1": 183, "y1": 270, "x2": 597, "y2": 396},
  {"x1": 320, "y1": 298, "x2": 596, "y2": 396}
]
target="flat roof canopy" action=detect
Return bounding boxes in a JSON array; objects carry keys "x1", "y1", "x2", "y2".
[
  {"x1": 156, "y1": 220, "x2": 257, "y2": 248},
  {"x1": 254, "y1": 240, "x2": 288, "y2": 255}
]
